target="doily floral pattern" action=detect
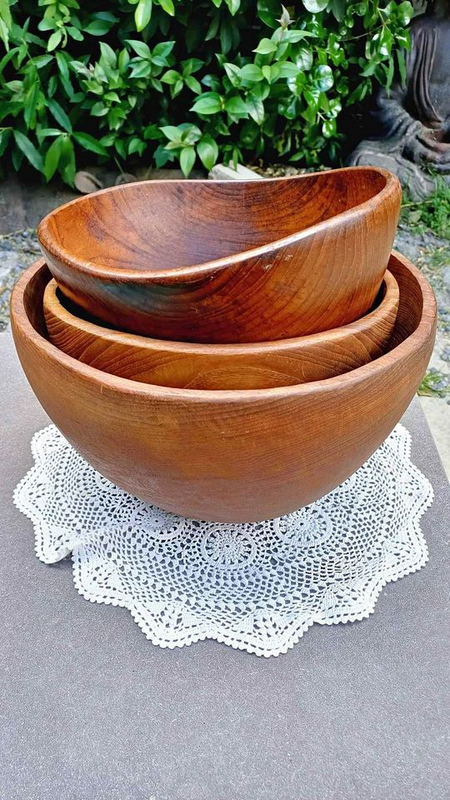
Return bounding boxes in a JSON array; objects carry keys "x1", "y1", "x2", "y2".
[{"x1": 13, "y1": 423, "x2": 433, "y2": 657}]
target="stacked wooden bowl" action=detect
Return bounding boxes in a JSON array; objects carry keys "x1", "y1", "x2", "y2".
[{"x1": 11, "y1": 167, "x2": 437, "y2": 522}]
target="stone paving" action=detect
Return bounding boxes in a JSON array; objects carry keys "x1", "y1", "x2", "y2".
[{"x1": 1, "y1": 176, "x2": 449, "y2": 477}]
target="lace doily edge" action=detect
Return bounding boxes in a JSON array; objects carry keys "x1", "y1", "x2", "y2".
[
  {"x1": 12, "y1": 422, "x2": 434, "y2": 658},
  {"x1": 69, "y1": 534, "x2": 430, "y2": 658}
]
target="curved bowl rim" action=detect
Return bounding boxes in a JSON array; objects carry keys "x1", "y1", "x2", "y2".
[
  {"x1": 11, "y1": 253, "x2": 436, "y2": 405},
  {"x1": 37, "y1": 166, "x2": 400, "y2": 283},
  {"x1": 43, "y1": 268, "x2": 399, "y2": 356}
]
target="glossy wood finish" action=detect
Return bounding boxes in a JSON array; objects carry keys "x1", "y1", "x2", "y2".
[
  {"x1": 11, "y1": 254, "x2": 435, "y2": 522},
  {"x1": 37, "y1": 167, "x2": 401, "y2": 343},
  {"x1": 43, "y1": 271, "x2": 399, "y2": 390}
]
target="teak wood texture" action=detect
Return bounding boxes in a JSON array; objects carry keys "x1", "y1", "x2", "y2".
[
  {"x1": 11, "y1": 253, "x2": 435, "y2": 523},
  {"x1": 43, "y1": 271, "x2": 399, "y2": 390},
  {"x1": 37, "y1": 167, "x2": 401, "y2": 344}
]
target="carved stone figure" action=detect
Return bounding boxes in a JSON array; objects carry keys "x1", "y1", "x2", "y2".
[{"x1": 348, "y1": 0, "x2": 450, "y2": 199}]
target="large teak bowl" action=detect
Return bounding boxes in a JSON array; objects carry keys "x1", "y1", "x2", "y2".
[
  {"x1": 43, "y1": 270, "x2": 399, "y2": 390},
  {"x1": 11, "y1": 253, "x2": 435, "y2": 522},
  {"x1": 37, "y1": 167, "x2": 401, "y2": 343}
]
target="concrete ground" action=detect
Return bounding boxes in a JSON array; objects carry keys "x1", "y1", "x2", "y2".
[{"x1": 1, "y1": 173, "x2": 449, "y2": 479}]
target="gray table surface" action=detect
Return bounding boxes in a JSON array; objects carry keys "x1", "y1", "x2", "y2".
[{"x1": 1, "y1": 331, "x2": 450, "y2": 800}]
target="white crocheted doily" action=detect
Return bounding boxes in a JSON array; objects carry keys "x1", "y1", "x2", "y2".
[{"x1": 13, "y1": 423, "x2": 433, "y2": 657}]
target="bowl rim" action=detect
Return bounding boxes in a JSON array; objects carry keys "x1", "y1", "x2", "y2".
[
  {"x1": 43, "y1": 268, "x2": 399, "y2": 356},
  {"x1": 37, "y1": 166, "x2": 401, "y2": 284},
  {"x1": 11, "y1": 252, "x2": 436, "y2": 405}
]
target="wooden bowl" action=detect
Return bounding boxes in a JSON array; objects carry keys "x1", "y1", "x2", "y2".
[
  {"x1": 11, "y1": 254, "x2": 435, "y2": 523},
  {"x1": 43, "y1": 271, "x2": 399, "y2": 390},
  {"x1": 37, "y1": 167, "x2": 401, "y2": 344}
]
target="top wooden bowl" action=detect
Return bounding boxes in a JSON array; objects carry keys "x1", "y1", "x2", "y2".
[
  {"x1": 37, "y1": 167, "x2": 401, "y2": 344},
  {"x1": 11, "y1": 252, "x2": 435, "y2": 523},
  {"x1": 43, "y1": 270, "x2": 399, "y2": 390}
]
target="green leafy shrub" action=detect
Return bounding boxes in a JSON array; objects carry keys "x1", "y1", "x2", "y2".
[
  {"x1": 0, "y1": 0, "x2": 413, "y2": 184},
  {"x1": 401, "y1": 178, "x2": 450, "y2": 240}
]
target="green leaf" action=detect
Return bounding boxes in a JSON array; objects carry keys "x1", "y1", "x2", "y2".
[
  {"x1": 225, "y1": 96, "x2": 248, "y2": 116},
  {"x1": 261, "y1": 63, "x2": 280, "y2": 83},
  {"x1": 47, "y1": 30, "x2": 63, "y2": 52},
  {"x1": 118, "y1": 48, "x2": 130, "y2": 72},
  {"x1": 246, "y1": 94, "x2": 264, "y2": 124},
  {"x1": 44, "y1": 135, "x2": 63, "y2": 181},
  {"x1": 295, "y1": 47, "x2": 313, "y2": 71},
  {"x1": 0, "y1": 128, "x2": 12, "y2": 158},
  {"x1": 314, "y1": 64, "x2": 334, "y2": 91},
  {"x1": 0, "y1": 18, "x2": 9, "y2": 51},
  {"x1": 126, "y1": 39, "x2": 151, "y2": 59},
  {"x1": 161, "y1": 69, "x2": 180, "y2": 85},
  {"x1": 48, "y1": 98, "x2": 73, "y2": 133},
  {"x1": 253, "y1": 37, "x2": 277, "y2": 54},
  {"x1": 331, "y1": 0, "x2": 346, "y2": 22},
  {"x1": 47, "y1": 75, "x2": 57, "y2": 98},
  {"x1": 99, "y1": 42, "x2": 117, "y2": 68},
  {"x1": 0, "y1": 47, "x2": 19, "y2": 78},
  {"x1": 257, "y1": 0, "x2": 279, "y2": 29},
  {"x1": 185, "y1": 75, "x2": 201, "y2": 93},
  {"x1": 135, "y1": 0, "x2": 152, "y2": 32},
  {"x1": 181, "y1": 124, "x2": 202, "y2": 144},
  {"x1": 32, "y1": 54, "x2": 53, "y2": 68},
  {"x1": 158, "y1": 0, "x2": 175, "y2": 14},
  {"x1": 302, "y1": 0, "x2": 328, "y2": 11},
  {"x1": 191, "y1": 92, "x2": 222, "y2": 114},
  {"x1": 224, "y1": 62, "x2": 240, "y2": 86},
  {"x1": 397, "y1": 1, "x2": 413, "y2": 25},
  {"x1": 182, "y1": 57, "x2": 204, "y2": 75},
  {"x1": 220, "y1": 19, "x2": 233, "y2": 54},
  {"x1": 84, "y1": 19, "x2": 114, "y2": 35},
  {"x1": 93, "y1": 11, "x2": 118, "y2": 22},
  {"x1": 24, "y1": 81, "x2": 39, "y2": 130},
  {"x1": 90, "y1": 102, "x2": 108, "y2": 116},
  {"x1": 153, "y1": 41, "x2": 175, "y2": 57},
  {"x1": 278, "y1": 62, "x2": 299, "y2": 78},
  {"x1": 180, "y1": 145, "x2": 196, "y2": 177},
  {"x1": 160, "y1": 125, "x2": 182, "y2": 142},
  {"x1": 59, "y1": 135, "x2": 76, "y2": 186},
  {"x1": 225, "y1": 0, "x2": 240, "y2": 15},
  {"x1": 13, "y1": 130, "x2": 43, "y2": 172},
  {"x1": 284, "y1": 29, "x2": 317, "y2": 42},
  {"x1": 0, "y1": 0, "x2": 12, "y2": 30},
  {"x1": 239, "y1": 64, "x2": 263, "y2": 82},
  {"x1": 322, "y1": 118, "x2": 336, "y2": 138},
  {"x1": 73, "y1": 131, "x2": 108, "y2": 156},
  {"x1": 128, "y1": 136, "x2": 144, "y2": 155},
  {"x1": 68, "y1": 27, "x2": 84, "y2": 41},
  {"x1": 36, "y1": 127, "x2": 64, "y2": 140},
  {"x1": 197, "y1": 135, "x2": 218, "y2": 171},
  {"x1": 130, "y1": 61, "x2": 152, "y2": 78}
]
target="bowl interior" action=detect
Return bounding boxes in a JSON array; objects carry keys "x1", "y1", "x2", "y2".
[
  {"x1": 51, "y1": 267, "x2": 394, "y2": 344},
  {"x1": 38, "y1": 169, "x2": 389, "y2": 273},
  {"x1": 25, "y1": 253, "x2": 422, "y2": 388}
]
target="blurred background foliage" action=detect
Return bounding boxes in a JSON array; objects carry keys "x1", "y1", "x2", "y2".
[{"x1": 0, "y1": 0, "x2": 413, "y2": 184}]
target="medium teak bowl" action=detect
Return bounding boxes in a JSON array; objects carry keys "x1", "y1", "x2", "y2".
[
  {"x1": 37, "y1": 167, "x2": 401, "y2": 343},
  {"x1": 11, "y1": 252, "x2": 435, "y2": 523},
  {"x1": 43, "y1": 270, "x2": 399, "y2": 390}
]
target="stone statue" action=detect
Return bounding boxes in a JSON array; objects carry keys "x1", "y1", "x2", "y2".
[{"x1": 348, "y1": 0, "x2": 450, "y2": 199}]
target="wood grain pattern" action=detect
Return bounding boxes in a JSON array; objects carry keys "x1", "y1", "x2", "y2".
[
  {"x1": 37, "y1": 167, "x2": 401, "y2": 343},
  {"x1": 11, "y1": 253, "x2": 435, "y2": 522},
  {"x1": 43, "y1": 271, "x2": 399, "y2": 390}
]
